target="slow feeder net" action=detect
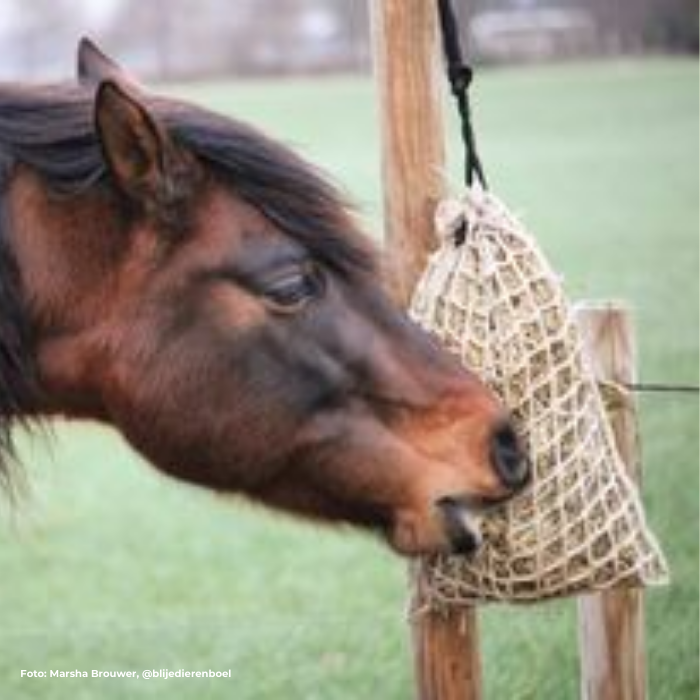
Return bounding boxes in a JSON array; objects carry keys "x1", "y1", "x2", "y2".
[{"x1": 409, "y1": 187, "x2": 668, "y2": 605}]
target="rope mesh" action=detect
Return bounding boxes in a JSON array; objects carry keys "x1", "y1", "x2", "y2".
[{"x1": 409, "y1": 187, "x2": 668, "y2": 606}]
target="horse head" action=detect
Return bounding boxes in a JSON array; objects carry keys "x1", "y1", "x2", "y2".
[{"x1": 0, "y1": 42, "x2": 529, "y2": 555}]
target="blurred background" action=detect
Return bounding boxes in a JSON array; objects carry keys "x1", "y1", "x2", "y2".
[
  {"x1": 0, "y1": 2, "x2": 697, "y2": 700},
  {"x1": 0, "y1": 0, "x2": 696, "y2": 81}
]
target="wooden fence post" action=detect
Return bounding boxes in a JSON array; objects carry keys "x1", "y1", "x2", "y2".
[
  {"x1": 576, "y1": 302, "x2": 647, "y2": 700},
  {"x1": 369, "y1": 0, "x2": 446, "y2": 306},
  {"x1": 370, "y1": 1, "x2": 482, "y2": 698}
]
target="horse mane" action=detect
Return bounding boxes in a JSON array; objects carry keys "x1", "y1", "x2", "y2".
[
  {"x1": 0, "y1": 207, "x2": 40, "y2": 493},
  {"x1": 0, "y1": 83, "x2": 378, "y2": 488},
  {"x1": 0, "y1": 84, "x2": 376, "y2": 275}
]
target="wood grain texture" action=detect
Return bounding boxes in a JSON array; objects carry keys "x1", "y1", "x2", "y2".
[
  {"x1": 412, "y1": 603, "x2": 482, "y2": 700},
  {"x1": 575, "y1": 303, "x2": 647, "y2": 700},
  {"x1": 370, "y1": 1, "x2": 482, "y2": 698},
  {"x1": 370, "y1": 0, "x2": 446, "y2": 307}
]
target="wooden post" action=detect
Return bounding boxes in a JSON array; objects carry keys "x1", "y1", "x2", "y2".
[
  {"x1": 370, "y1": 1, "x2": 482, "y2": 698},
  {"x1": 412, "y1": 581, "x2": 482, "y2": 700},
  {"x1": 576, "y1": 303, "x2": 647, "y2": 700},
  {"x1": 369, "y1": 0, "x2": 447, "y2": 307}
]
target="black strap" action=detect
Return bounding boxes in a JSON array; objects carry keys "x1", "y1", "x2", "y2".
[{"x1": 437, "y1": 0, "x2": 487, "y2": 189}]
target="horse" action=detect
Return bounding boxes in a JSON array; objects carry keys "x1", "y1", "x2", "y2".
[{"x1": 0, "y1": 39, "x2": 528, "y2": 556}]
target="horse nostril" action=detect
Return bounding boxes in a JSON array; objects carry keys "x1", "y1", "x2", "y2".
[{"x1": 491, "y1": 423, "x2": 529, "y2": 490}]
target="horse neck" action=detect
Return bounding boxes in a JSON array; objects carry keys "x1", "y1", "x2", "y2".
[
  {"x1": 3, "y1": 169, "x2": 128, "y2": 420},
  {"x1": 10, "y1": 170, "x2": 128, "y2": 327},
  {"x1": 0, "y1": 186, "x2": 43, "y2": 469}
]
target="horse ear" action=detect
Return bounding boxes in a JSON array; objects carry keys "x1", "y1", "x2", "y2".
[
  {"x1": 78, "y1": 37, "x2": 140, "y2": 88},
  {"x1": 94, "y1": 80, "x2": 193, "y2": 217}
]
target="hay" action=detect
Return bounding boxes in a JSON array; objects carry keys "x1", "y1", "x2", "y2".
[{"x1": 409, "y1": 187, "x2": 668, "y2": 605}]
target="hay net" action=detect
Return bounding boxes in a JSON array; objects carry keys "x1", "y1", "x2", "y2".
[{"x1": 409, "y1": 186, "x2": 668, "y2": 606}]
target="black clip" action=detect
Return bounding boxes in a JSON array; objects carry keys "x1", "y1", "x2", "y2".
[{"x1": 448, "y1": 64, "x2": 473, "y2": 96}]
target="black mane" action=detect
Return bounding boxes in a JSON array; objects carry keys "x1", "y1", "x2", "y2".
[{"x1": 0, "y1": 83, "x2": 377, "y2": 487}]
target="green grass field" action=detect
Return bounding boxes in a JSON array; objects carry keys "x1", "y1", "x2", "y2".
[{"x1": 1, "y1": 58, "x2": 697, "y2": 700}]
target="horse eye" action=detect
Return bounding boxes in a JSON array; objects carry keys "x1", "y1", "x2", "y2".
[{"x1": 262, "y1": 264, "x2": 324, "y2": 311}]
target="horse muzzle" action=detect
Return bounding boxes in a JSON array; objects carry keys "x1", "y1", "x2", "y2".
[{"x1": 435, "y1": 496, "x2": 485, "y2": 555}]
